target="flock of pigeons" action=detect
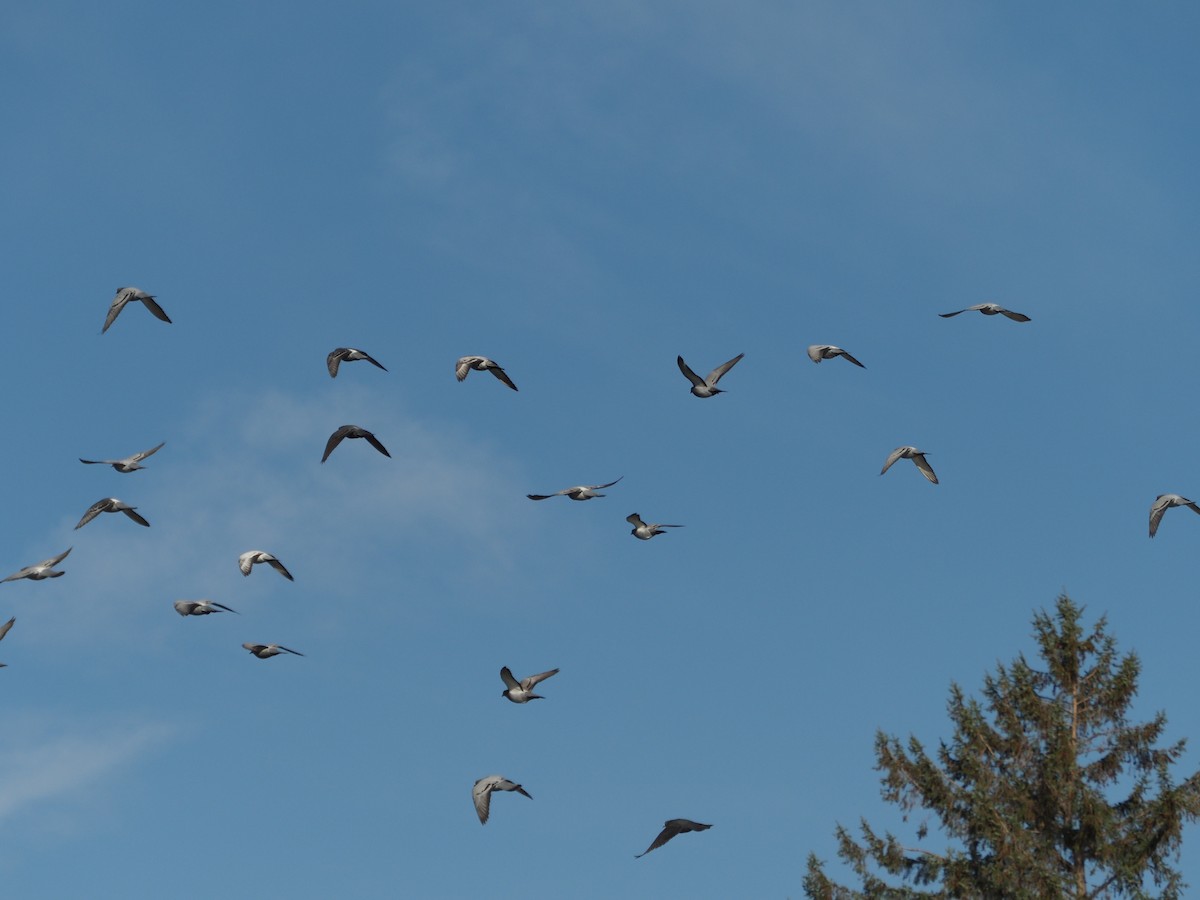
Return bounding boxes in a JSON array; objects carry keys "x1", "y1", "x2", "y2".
[{"x1": 3, "y1": 290, "x2": 1192, "y2": 861}]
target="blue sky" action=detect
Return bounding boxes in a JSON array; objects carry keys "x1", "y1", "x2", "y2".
[{"x1": 3, "y1": 3, "x2": 1200, "y2": 897}]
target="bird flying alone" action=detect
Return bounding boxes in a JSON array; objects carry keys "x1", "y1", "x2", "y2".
[
  {"x1": 75, "y1": 498, "x2": 150, "y2": 529},
  {"x1": 321, "y1": 425, "x2": 391, "y2": 463},
  {"x1": 677, "y1": 353, "x2": 744, "y2": 397},
  {"x1": 455, "y1": 356, "x2": 518, "y2": 391},
  {"x1": 500, "y1": 666, "x2": 560, "y2": 703},
  {"x1": 326, "y1": 347, "x2": 388, "y2": 378},
  {"x1": 938, "y1": 303, "x2": 1030, "y2": 322},
  {"x1": 238, "y1": 551, "x2": 294, "y2": 581},
  {"x1": 527, "y1": 477, "x2": 622, "y2": 501},
  {"x1": 102, "y1": 287, "x2": 172, "y2": 333},
  {"x1": 2, "y1": 547, "x2": 71, "y2": 583},
  {"x1": 880, "y1": 447, "x2": 938, "y2": 484},
  {"x1": 174, "y1": 599, "x2": 238, "y2": 616},
  {"x1": 635, "y1": 819, "x2": 712, "y2": 858},
  {"x1": 806, "y1": 344, "x2": 865, "y2": 368},
  {"x1": 79, "y1": 441, "x2": 165, "y2": 473},
  {"x1": 1149, "y1": 494, "x2": 1200, "y2": 538},
  {"x1": 243, "y1": 643, "x2": 303, "y2": 659},
  {"x1": 627, "y1": 513, "x2": 683, "y2": 540},
  {"x1": 472, "y1": 775, "x2": 532, "y2": 824}
]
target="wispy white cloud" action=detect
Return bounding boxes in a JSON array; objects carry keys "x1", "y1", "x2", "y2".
[{"x1": 0, "y1": 715, "x2": 177, "y2": 825}]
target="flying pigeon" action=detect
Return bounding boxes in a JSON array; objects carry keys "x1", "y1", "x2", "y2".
[
  {"x1": 326, "y1": 347, "x2": 388, "y2": 378},
  {"x1": 635, "y1": 819, "x2": 712, "y2": 858},
  {"x1": 500, "y1": 666, "x2": 560, "y2": 703},
  {"x1": 321, "y1": 425, "x2": 391, "y2": 463},
  {"x1": 243, "y1": 643, "x2": 303, "y2": 659},
  {"x1": 102, "y1": 287, "x2": 172, "y2": 333},
  {"x1": 79, "y1": 441, "x2": 165, "y2": 473},
  {"x1": 472, "y1": 775, "x2": 532, "y2": 824},
  {"x1": 2, "y1": 547, "x2": 72, "y2": 583},
  {"x1": 880, "y1": 447, "x2": 938, "y2": 485},
  {"x1": 527, "y1": 477, "x2": 622, "y2": 501},
  {"x1": 806, "y1": 345, "x2": 865, "y2": 368},
  {"x1": 677, "y1": 353, "x2": 744, "y2": 398},
  {"x1": 174, "y1": 599, "x2": 238, "y2": 616},
  {"x1": 75, "y1": 498, "x2": 150, "y2": 529},
  {"x1": 456, "y1": 356, "x2": 518, "y2": 391},
  {"x1": 1149, "y1": 494, "x2": 1200, "y2": 538},
  {"x1": 238, "y1": 551, "x2": 294, "y2": 581},
  {"x1": 938, "y1": 303, "x2": 1030, "y2": 322},
  {"x1": 627, "y1": 513, "x2": 683, "y2": 541}
]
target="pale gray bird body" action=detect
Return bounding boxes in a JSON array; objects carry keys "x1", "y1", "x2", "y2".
[
  {"x1": 527, "y1": 477, "x2": 622, "y2": 501},
  {"x1": 174, "y1": 599, "x2": 238, "y2": 616},
  {"x1": 880, "y1": 447, "x2": 938, "y2": 485},
  {"x1": 2, "y1": 547, "x2": 72, "y2": 582},
  {"x1": 938, "y1": 303, "x2": 1030, "y2": 322},
  {"x1": 635, "y1": 819, "x2": 712, "y2": 858},
  {"x1": 806, "y1": 344, "x2": 865, "y2": 368},
  {"x1": 238, "y1": 550, "x2": 294, "y2": 581},
  {"x1": 456, "y1": 356, "x2": 518, "y2": 391},
  {"x1": 1149, "y1": 494, "x2": 1200, "y2": 538},
  {"x1": 321, "y1": 425, "x2": 391, "y2": 463},
  {"x1": 327, "y1": 347, "x2": 388, "y2": 378},
  {"x1": 500, "y1": 666, "x2": 560, "y2": 703},
  {"x1": 79, "y1": 441, "x2": 165, "y2": 473},
  {"x1": 472, "y1": 775, "x2": 532, "y2": 824},
  {"x1": 677, "y1": 353, "x2": 743, "y2": 397},
  {"x1": 627, "y1": 513, "x2": 683, "y2": 540},
  {"x1": 102, "y1": 287, "x2": 172, "y2": 333},
  {"x1": 243, "y1": 642, "x2": 303, "y2": 659},
  {"x1": 75, "y1": 498, "x2": 150, "y2": 529}
]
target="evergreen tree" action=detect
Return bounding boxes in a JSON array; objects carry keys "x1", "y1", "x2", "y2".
[{"x1": 804, "y1": 595, "x2": 1200, "y2": 899}]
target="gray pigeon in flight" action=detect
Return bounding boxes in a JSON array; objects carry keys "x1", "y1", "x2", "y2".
[
  {"x1": 321, "y1": 425, "x2": 391, "y2": 463},
  {"x1": 80, "y1": 441, "x2": 165, "y2": 473},
  {"x1": 939, "y1": 303, "x2": 1030, "y2": 322},
  {"x1": 677, "y1": 353, "x2": 743, "y2": 398},
  {"x1": 102, "y1": 287, "x2": 172, "y2": 333},
  {"x1": 472, "y1": 775, "x2": 532, "y2": 824},
  {"x1": 500, "y1": 666, "x2": 560, "y2": 703},
  {"x1": 880, "y1": 447, "x2": 938, "y2": 485},
  {"x1": 1149, "y1": 494, "x2": 1200, "y2": 538},
  {"x1": 456, "y1": 356, "x2": 518, "y2": 391},
  {"x1": 635, "y1": 819, "x2": 712, "y2": 858},
  {"x1": 326, "y1": 347, "x2": 387, "y2": 378}
]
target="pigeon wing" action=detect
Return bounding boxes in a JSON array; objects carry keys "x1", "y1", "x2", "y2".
[
  {"x1": 327, "y1": 348, "x2": 348, "y2": 377},
  {"x1": 522, "y1": 668, "x2": 559, "y2": 690},
  {"x1": 1149, "y1": 496, "x2": 1171, "y2": 538},
  {"x1": 138, "y1": 294, "x2": 172, "y2": 324},
  {"x1": 707, "y1": 353, "x2": 744, "y2": 386},
  {"x1": 365, "y1": 432, "x2": 391, "y2": 458},
  {"x1": 75, "y1": 499, "x2": 110, "y2": 529},
  {"x1": 912, "y1": 453, "x2": 939, "y2": 485},
  {"x1": 880, "y1": 448, "x2": 907, "y2": 476},
  {"x1": 489, "y1": 366, "x2": 519, "y2": 391},
  {"x1": 122, "y1": 507, "x2": 151, "y2": 527},
  {"x1": 131, "y1": 442, "x2": 166, "y2": 463},
  {"x1": 322, "y1": 426, "x2": 351, "y2": 463},
  {"x1": 676, "y1": 356, "x2": 705, "y2": 387}
]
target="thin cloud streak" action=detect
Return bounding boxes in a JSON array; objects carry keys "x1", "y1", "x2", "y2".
[{"x1": 0, "y1": 718, "x2": 177, "y2": 823}]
